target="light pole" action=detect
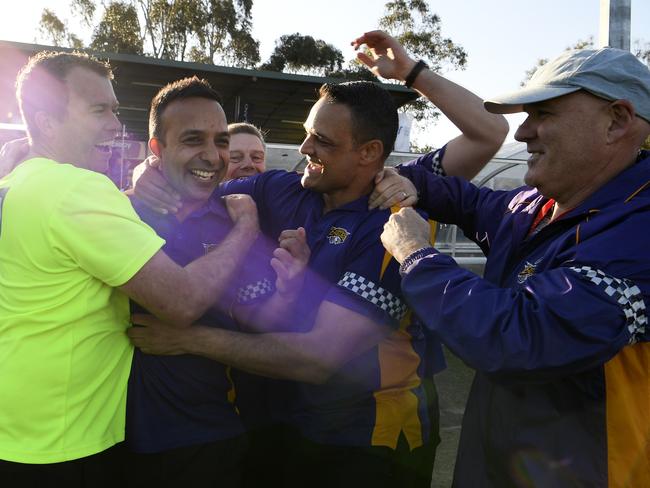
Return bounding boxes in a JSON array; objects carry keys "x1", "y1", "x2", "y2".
[{"x1": 599, "y1": 0, "x2": 631, "y2": 50}]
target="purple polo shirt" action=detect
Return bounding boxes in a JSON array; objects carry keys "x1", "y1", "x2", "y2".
[{"x1": 126, "y1": 192, "x2": 276, "y2": 453}]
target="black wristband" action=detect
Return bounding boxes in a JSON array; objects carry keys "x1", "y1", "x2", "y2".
[{"x1": 404, "y1": 60, "x2": 428, "y2": 88}]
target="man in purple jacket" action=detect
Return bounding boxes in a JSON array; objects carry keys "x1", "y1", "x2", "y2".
[{"x1": 380, "y1": 47, "x2": 650, "y2": 487}]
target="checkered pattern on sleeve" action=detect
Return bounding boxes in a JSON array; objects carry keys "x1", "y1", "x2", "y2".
[
  {"x1": 337, "y1": 272, "x2": 408, "y2": 321},
  {"x1": 429, "y1": 150, "x2": 446, "y2": 177},
  {"x1": 569, "y1": 266, "x2": 647, "y2": 344},
  {"x1": 237, "y1": 278, "x2": 273, "y2": 304}
]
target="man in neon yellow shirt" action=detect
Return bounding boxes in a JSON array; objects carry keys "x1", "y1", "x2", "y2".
[{"x1": 0, "y1": 51, "x2": 259, "y2": 487}]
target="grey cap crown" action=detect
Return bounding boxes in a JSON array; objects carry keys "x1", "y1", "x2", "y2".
[{"x1": 484, "y1": 47, "x2": 650, "y2": 123}]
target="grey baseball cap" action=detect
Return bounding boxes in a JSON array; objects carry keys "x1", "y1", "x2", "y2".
[{"x1": 484, "y1": 48, "x2": 650, "y2": 123}]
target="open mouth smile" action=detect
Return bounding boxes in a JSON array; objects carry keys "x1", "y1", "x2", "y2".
[{"x1": 189, "y1": 169, "x2": 218, "y2": 181}]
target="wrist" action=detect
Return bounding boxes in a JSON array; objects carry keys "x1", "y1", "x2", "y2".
[
  {"x1": 399, "y1": 246, "x2": 436, "y2": 276},
  {"x1": 183, "y1": 326, "x2": 207, "y2": 355},
  {"x1": 398, "y1": 59, "x2": 418, "y2": 82},
  {"x1": 404, "y1": 60, "x2": 429, "y2": 88},
  {"x1": 234, "y1": 216, "x2": 259, "y2": 236}
]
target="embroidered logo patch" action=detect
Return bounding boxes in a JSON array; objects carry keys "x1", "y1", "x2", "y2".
[
  {"x1": 517, "y1": 259, "x2": 541, "y2": 284},
  {"x1": 327, "y1": 226, "x2": 350, "y2": 245}
]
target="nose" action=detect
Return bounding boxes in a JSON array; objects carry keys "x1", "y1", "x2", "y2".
[
  {"x1": 299, "y1": 134, "x2": 314, "y2": 156},
  {"x1": 108, "y1": 111, "x2": 122, "y2": 134},
  {"x1": 514, "y1": 115, "x2": 535, "y2": 142},
  {"x1": 201, "y1": 142, "x2": 223, "y2": 167},
  {"x1": 240, "y1": 154, "x2": 254, "y2": 169}
]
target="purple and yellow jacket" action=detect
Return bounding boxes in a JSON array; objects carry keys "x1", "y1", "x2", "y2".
[{"x1": 399, "y1": 151, "x2": 650, "y2": 487}]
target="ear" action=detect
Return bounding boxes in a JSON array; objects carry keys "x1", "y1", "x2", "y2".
[
  {"x1": 358, "y1": 139, "x2": 384, "y2": 167},
  {"x1": 149, "y1": 137, "x2": 163, "y2": 158},
  {"x1": 605, "y1": 100, "x2": 636, "y2": 144},
  {"x1": 34, "y1": 111, "x2": 57, "y2": 139}
]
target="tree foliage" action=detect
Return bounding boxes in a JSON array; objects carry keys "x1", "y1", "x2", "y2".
[
  {"x1": 91, "y1": 1, "x2": 143, "y2": 55},
  {"x1": 633, "y1": 40, "x2": 650, "y2": 67},
  {"x1": 71, "y1": 0, "x2": 96, "y2": 27},
  {"x1": 186, "y1": 0, "x2": 259, "y2": 67},
  {"x1": 377, "y1": 0, "x2": 468, "y2": 123},
  {"x1": 37, "y1": 0, "x2": 260, "y2": 66},
  {"x1": 379, "y1": 0, "x2": 467, "y2": 72},
  {"x1": 38, "y1": 8, "x2": 82, "y2": 48},
  {"x1": 260, "y1": 33, "x2": 344, "y2": 75}
]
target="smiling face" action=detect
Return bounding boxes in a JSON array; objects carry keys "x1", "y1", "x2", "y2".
[
  {"x1": 299, "y1": 98, "x2": 362, "y2": 197},
  {"x1": 50, "y1": 67, "x2": 121, "y2": 173},
  {"x1": 514, "y1": 91, "x2": 612, "y2": 205},
  {"x1": 153, "y1": 97, "x2": 229, "y2": 208},
  {"x1": 226, "y1": 132, "x2": 266, "y2": 180}
]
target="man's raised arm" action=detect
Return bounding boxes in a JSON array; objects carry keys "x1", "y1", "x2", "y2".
[{"x1": 353, "y1": 30, "x2": 508, "y2": 179}]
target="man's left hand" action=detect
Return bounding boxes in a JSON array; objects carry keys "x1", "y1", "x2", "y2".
[
  {"x1": 369, "y1": 167, "x2": 418, "y2": 209},
  {"x1": 381, "y1": 208, "x2": 432, "y2": 263},
  {"x1": 127, "y1": 314, "x2": 189, "y2": 355}
]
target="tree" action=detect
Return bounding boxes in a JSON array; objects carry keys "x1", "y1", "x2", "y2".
[
  {"x1": 91, "y1": 1, "x2": 143, "y2": 55},
  {"x1": 38, "y1": 8, "x2": 83, "y2": 48},
  {"x1": 133, "y1": 0, "x2": 201, "y2": 60},
  {"x1": 260, "y1": 33, "x2": 344, "y2": 75},
  {"x1": 190, "y1": 0, "x2": 260, "y2": 67},
  {"x1": 633, "y1": 40, "x2": 650, "y2": 67},
  {"x1": 376, "y1": 0, "x2": 468, "y2": 122},
  {"x1": 71, "y1": 0, "x2": 96, "y2": 28},
  {"x1": 39, "y1": 9, "x2": 67, "y2": 46}
]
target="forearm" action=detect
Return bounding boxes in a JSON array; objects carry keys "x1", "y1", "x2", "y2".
[
  {"x1": 122, "y1": 220, "x2": 258, "y2": 327},
  {"x1": 235, "y1": 292, "x2": 300, "y2": 333},
  {"x1": 179, "y1": 221, "x2": 259, "y2": 322},
  {"x1": 184, "y1": 326, "x2": 334, "y2": 383},
  {"x1": 411, "y1": 70, "x2": 507, "y2": 150},
  {"x1": 402, "y1": 253, "x2": 633, "y2": 376}
]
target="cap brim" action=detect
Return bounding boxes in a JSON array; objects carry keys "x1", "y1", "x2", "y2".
[{"x1": 484, "y1": 85, "x2": 582, "y2": 114}]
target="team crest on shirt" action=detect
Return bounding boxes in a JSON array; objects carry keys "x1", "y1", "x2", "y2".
[
  {"x1": 517, "y1": 259, "x2": 542, "y2": 284},
  {"x1": 327, "y1": 226, "x2": 350, "y2": 245},
  {"x1": 203, "y1": 242, "x2": 218, "y2": 254}
]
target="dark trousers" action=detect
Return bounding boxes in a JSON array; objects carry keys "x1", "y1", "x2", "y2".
[
  {"x1": 240, "y1": 423, "x2": 297, "y2": 488},
  {"x1": 287, "y1": 433, "x2": 438, "y2": 488},
  {"x1": 0, "y1": 442, "x2": 126, "y2": 488},
  {"x1": 126, "y1": 435, "x2": 247, "y2": 488}
]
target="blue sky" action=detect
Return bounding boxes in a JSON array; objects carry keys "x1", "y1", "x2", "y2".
[{"x1": 3, "y1": 0, "x2": 649, "y2": 146}]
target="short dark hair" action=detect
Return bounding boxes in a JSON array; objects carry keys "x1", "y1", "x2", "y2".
[
  {"x1": 149, "y1": 76, "x2": 223, "y2": 140},
  {"x1": 227, "y1": 122, "x2": 266, "y2": 147},
  {"x1": 16, "y1": 50, "x2": 113, "y2": 140},
  {"x1": 318, "y1": 81, "x2": 398, "y2": 160}
]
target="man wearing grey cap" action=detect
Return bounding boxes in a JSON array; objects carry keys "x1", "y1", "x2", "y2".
[{"x1": 377, "y1": 48, "x2": 650, "y2": 486}]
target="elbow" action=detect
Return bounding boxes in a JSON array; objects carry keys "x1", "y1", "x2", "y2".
[
  {"x1": 487, "y1": 116, "x2": 509, "y2": 149},
  {"x1": 495, "y1": 115, "x2": 510, "y2": 138},
  {"x1": 160, "y1": 293, "x2": 204, "y2": 328},
  {"x1": 170, "y1": 278, "x2": 216, "y2": 327}
]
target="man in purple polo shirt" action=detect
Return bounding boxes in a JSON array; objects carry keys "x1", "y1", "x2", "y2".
[
  {"x1": 129, "y1": 31, "x2": 508, "y2": 487},
  {"x1": 125, "y1": 76, "x2": 308, "y2": 487}
]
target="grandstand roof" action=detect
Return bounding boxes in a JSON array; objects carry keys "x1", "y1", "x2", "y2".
[{"x1": 0, "y1": 40, "x2": 419, "y2": 144}]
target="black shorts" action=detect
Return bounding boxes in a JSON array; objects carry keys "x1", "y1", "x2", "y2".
[
  {"x1": 126, "y1": 435, "x2": 247, "y2": 488},
  {"x1": 0, "y1": 442, "x2": 126, "y2": 488}
]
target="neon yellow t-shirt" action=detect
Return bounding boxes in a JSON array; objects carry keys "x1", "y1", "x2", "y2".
[{"x1": 0, "y1": 158, "x2": 165, "y2": 463}]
